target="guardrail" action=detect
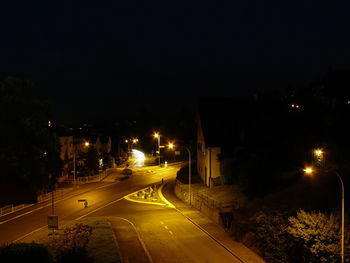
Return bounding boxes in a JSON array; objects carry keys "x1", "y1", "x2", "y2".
[
  {"x1": 0, "y1": 204, "x2": 26, "y2": 216},
  {"x1": 37, "y1": 188, "x2": 72, "y2": 203},
  {"x1": 0, "y1": 170, "x2": 116, "y2": 217}
]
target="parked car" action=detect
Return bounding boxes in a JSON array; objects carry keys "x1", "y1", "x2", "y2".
[{"x1": 121, "y1": 168, "x2": 132, "y2": 175}]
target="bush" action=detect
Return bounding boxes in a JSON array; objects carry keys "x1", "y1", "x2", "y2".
[
  {"x1": 288, "y1": 209, "x2": 350, "y2": 263},
  {"x1": 176, "y1": 163, "x2": 201, "y2": 184},
  {"x1": 56, "y1": 247, "x2": 92, "y2": 263},
  {"x1": 0, "y1": 242, "x2": 53, "y2": 263},
  {"x1": 254, "y1": 211, "x2": 295, "y2": 263},
  {"x1": 46, "y1": 223, "x2": 93, "y2": 262}
]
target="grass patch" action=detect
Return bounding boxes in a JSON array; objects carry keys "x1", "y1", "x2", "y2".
[
  {"x1": 83, "y1": 218, "x2": 121, "y2": 263},
  {"x1": 21, "y1": 217, "x2": 121, "y2": 263}
]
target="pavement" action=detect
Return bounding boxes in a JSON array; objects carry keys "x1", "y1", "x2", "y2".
[{"x1": 160, "y1": 179, "x2": 265, "y2": 263}]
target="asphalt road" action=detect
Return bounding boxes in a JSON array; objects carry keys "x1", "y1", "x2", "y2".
[{"x1": 0, "y1": 163, "x2": 243, "y2": 262}]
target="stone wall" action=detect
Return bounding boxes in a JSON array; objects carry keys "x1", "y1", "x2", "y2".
[{"x1": 174, "y1": 180, "x2": 222, "y2": 225}]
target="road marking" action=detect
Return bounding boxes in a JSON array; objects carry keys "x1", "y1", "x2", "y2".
[
  {"x1": 164, "y1": 226, "x2": 168, "y2": 230},
  {"x1": 0, "y1": 182, "x2": 121, "y2": 225},
  {"x1": 159, "y1": 181, "x2": 247, "y2": 263},
  {"x1": 160, "y1": 221, "x2": 164, "y2": 225},
  {"x1": 12, "y1": 225, "x2": 47, "y2": 243},
  {"x1": 157, "y1": 184, "x2": 175, "y2": 208},
  {"x1": 112, "y1": 217, "x2": 154, "y2": 263},
  {"x1": 74, "y1": 197, "x2": 125, "y2": 221},
  {"x1": 169, "y1": 231, "x2": 173, "y2": 235}
]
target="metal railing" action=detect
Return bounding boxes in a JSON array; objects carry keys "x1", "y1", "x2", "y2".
[
  {"x1": 0, "y1": 169, "x2": 116, "y2": 218},
  {"x1": 0, "y1": 204, "x2": 26, "y2": 216},
  {"x1": 37, "y1": 188, "x2": 72, "y2": 203},
  {"x1": 175, "y1": 180, "x2": 236, "y2": 209}
]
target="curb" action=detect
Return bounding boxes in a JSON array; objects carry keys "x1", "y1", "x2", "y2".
[{"x1": 160, "y1": 181, "x2": 247, "y2": 263}]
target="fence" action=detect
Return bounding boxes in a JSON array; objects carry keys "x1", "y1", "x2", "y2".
[
  {"x1": 0, "y1": 204, "x2": 27, "y2": 217},
  {"x1": 0, "y1": 169, "x2": 116, "y2": 217},
  {"x1": 37, "y1": 188, "x2": 72, "y2": 203},
  {"x1": 175, "y1": 180, "x2": 236, "y2": 210}
]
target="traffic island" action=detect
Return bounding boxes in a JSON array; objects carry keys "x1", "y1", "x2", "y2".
[{"x1": 124, "y1": 184, "x2": 175, "y2": 208}]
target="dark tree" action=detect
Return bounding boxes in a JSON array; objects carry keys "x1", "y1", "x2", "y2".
[
  {"x1": 0, "y1": 77, "x2": 62, "y2": 202},
  {"x1": 86, "y1": 147, "x2": 99, "y2": 174}
]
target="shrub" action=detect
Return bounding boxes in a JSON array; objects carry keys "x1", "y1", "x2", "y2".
[
  {"x1": 288, "y1": 209, "x2": 350, "y2": 263},
  {"x1": 56, "y1": 247, "x2": 92, "y2": 263},
  {"x1": 0, "y1": 242, "x2": 53, "y2": 263},
  {"x1": 46, "y1": 223, "x2": 93, "y2": 261},
  {"x1": 254, "y1": 211, "x2": 295, "y2": 263},
  {"x1": 176, "y1": 163, "x2": 200, "y2": 184}
]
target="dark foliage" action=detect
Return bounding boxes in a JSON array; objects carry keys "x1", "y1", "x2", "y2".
[
  {"x1": 86, "y1": 146, "x2": 99, "y2": 174},
  {"x1": 0, "y1": 77, "x2": 62, "y2": 198},
  {"x1": 176, "y1": 163, "x2": 201, "y2": 184},
  {"x1": 0, "y1": 242, "x2": 53, "y2": 263},
  {"x1": 56, "y1": 247, "x2": 92, "y2": 263}
]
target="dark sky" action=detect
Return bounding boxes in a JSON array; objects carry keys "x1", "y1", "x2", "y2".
[{"x1": 1, "y1": 1, "x2": 350, "y2": 122}]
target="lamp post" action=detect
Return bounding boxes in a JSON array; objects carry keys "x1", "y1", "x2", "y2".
[
  {"x1": 154, "y1": 133, "x2": 161, "y2": 165},
  {"x1": 186, "y1": 146, "x2": 191, "y2": 206},
  {"x1": 304, "y1": 166, "x2": 345, "y2": 263},
  {"x1": 335, "y1": 170, "x2": 345, "y2": 263},
  {"x1": 168, "y1": 143, "x2": 192, "y2": 205},
  {"x1": 73, "y1": 140, "x2": 90, "y2": 184}
]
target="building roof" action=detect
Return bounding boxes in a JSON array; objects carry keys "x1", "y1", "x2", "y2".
[{"x1": 196, "y1": 97, "x2": 252, "y2": 148}]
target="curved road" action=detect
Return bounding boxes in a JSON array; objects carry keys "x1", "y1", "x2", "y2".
[{"x1": 0, "y1": 164, "x2": 246, "y2": 262}]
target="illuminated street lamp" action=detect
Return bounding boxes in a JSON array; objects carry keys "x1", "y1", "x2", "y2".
[
  {"x1": 153, "y1": 132, "x2": 161, "y2": 165},
  {"x1": 304, "y1": 166, "x2": 345, "y2": 263},
  {"x1": 303, "y1": 167, "x2": 313, "y2": 175},
  {"x1": 314, "y1": 149, "x2": 323, "y2": 157},
  {"x1": 124, "y1": 138, "x2": 139, "y2": 156},
  {"x1": 313, "y1": 148, "x2": 324, "y2": 167}
]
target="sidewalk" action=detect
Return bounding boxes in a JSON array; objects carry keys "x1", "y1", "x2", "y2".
[{"x1": 161, "y1": 179, "x2": 265, "y2": 263}]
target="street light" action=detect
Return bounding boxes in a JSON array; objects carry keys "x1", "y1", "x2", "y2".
[
  {"x1": 304, "y1": 166, "x2": 345, "y2": 263},
  {"x1": 168, "y1": 143, "x2": 192, "y2": 205},
  {"x1": 73, "y1": 140, "x2": 90, "y2": 184},
  {"x1": 125, "y1": 138, "x2": 139, "y2": 157},
  {"x1": 153, "y1": 132, "x2": 161, "y2": 165}
]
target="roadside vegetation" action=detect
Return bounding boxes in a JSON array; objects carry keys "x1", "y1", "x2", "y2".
[
  {"x1": 0, "y1": 218, "x2": 120, "y2": 263},
  {"x1": 229, "y1": 172, "x2": 350, "y2": 263},
  {"x1": 0, "y1": 77, "x2": 62, "y2": 206}
]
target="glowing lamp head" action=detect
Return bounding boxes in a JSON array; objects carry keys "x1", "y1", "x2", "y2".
[
  {"x1": 314, "y1": 149, "x2": 323, "y2": 157},
  {"x1": 154, "y1": 133, "x2": 159, "y2": 138},
  {"x1": 85, "y1": 142, "x2": 90, "y2": 147},
  {"x1": 303, "y1": 167, "x2": 313, "y2": 175},
  {"x1": 168, "y1": 143, "x2": 174, "y2": 149}
]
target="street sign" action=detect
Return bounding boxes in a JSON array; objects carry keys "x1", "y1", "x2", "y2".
[{"x1": 48, "y1": 215, "x2": 58, "y2": 230}]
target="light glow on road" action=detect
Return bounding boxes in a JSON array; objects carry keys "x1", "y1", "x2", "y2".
[{"x1": 132, "y1": 149, "x2": 145, "y2": 167}]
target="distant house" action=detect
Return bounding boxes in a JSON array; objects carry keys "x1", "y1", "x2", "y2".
[
  {"x1": 95, "y1": 135, "x2": 112, "y2": 155},
  {"x1": 59, "y1": 136, "x2": 73, "y2": 178},
  {"x1": 196, "y1": 113, "x2": 221, "y2": 187},
  {"x1": 59, "y1": 136, "x2": 73, "y2": 161},
  {"x1": 196, "y1": 97, "x2": 251, "y2": 188}
]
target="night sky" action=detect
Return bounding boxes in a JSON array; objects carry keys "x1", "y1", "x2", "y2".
[{"x1": 1, "y1": 1, "x2": 350, "y2": 122}]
